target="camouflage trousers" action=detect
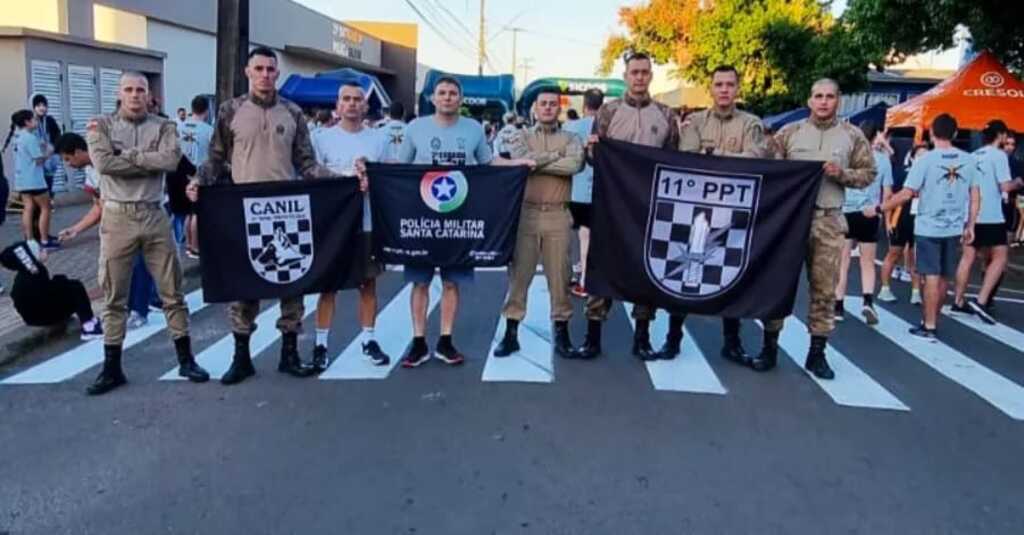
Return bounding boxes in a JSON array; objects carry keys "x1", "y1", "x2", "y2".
[
  {"x1": 229, "y1": 296, "x2": 305, "y2": 335},
  {"x1": 764, "y1": 210, "x2": 847, "y2": 336}
]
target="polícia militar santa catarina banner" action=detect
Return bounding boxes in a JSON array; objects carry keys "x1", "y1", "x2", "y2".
[
  {"x1": 366, "y1": 163, "x2": 528, "y2": 267},
  {"x1": 197, "y1": 179, "x2": 363, "y2": 303},
  {"x1": 588, "y1": 138, "x2": 823, "y2": 319}
]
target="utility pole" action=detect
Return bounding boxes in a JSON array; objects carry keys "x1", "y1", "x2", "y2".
[
  {"x1": 510, "y1": 27, "x2": 524, "y2": 77},
  {"x1": 477, "y1": 0, "x2": 485, "y2": 75},
  {"x1": 216, "y1": 0, "x2": 249, "y2": 106},
  {"x1": 519, "y1": 57, "x2": 534, "y2": 84}
]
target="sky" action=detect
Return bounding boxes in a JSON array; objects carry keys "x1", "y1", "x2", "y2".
[{"x1": 299, "y1": 0, "x2": 849, "y2": 90}]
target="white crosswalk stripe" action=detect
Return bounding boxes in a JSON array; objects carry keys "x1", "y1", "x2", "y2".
[
  {"x1": 482, "y1": 275, "x2": 555, "y2": 383},
  {"x1": 771, "y1": 319, "x2": 909, "y2": 411},
  {"x1": 847, "y1": 296, "x2": 1024, "y2": 420},
  {"x1": 320, "y1": 280, "x2": 442, "y2": 380},
  {"x1": 161, "y1": 295, "x2": 319, "y2": 381},
  {"x1": 941, "y1": 306, "x2": 1024, "y2": 353},
  {"x1": 626, "y1": 308, "x2": 727, "y2": 395},
  {"x1": 2, "y1": 290, "x2": 208, "y2": 385}
]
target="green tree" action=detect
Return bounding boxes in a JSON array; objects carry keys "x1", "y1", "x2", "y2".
[
  {"x1": 599, "y1": 0, "x2": 884, "y2": 115},
  {"x1": 844, "y1": 0, "x2": 1024, "y2": 72}
]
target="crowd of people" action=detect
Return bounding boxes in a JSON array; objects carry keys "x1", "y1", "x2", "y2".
[{"x1": 1, "y1": 45, "x2": 1021, "y2": 396}]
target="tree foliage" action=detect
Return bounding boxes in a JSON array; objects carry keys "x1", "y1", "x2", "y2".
[
  {"x1": 598, "y1": 0, "x2": 885, "y2": 115},
  {"x1": 844, "y1": 0, "x2": 1024, "y2": 73}
]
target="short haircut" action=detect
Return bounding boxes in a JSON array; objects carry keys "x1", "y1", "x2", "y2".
[
  {"x1": 31, "y1": 94, "x2": 48, "y2": 108},
  {"x1": 191, "y1": 95, "x2": 209, "y2": 115},
  {"x1": 339, "y1": 81, "x2": 365, "y2": 94},
  {"x1": 982, "y1": 119, "x2": 1008, "y2": 144},
  {"x1": 120, "y1": 71, "x2": 149, "y2": 87},
  {"x1": 55, "y1": 132, "x2": 87, "y2": 155},
  {"x1": 582, "y1": 88, "x2": 604, "y2": 111},
  {"x1": 389, "y1": 101, "x2": 405, "y2": 119},
  {"x1": 536, "y1": 86, "x2": 561, "y2": 99},
  {"x1": 177, "y1": 107, "x2": 186, "y2": 113},
  {"x1": 859, "y1": 120, "x2": 880, "y2": 142},
  {"x1": 434, "y1": 76, "x2": 462, "y2": 94},
  {"x1": 623, "y1": 50, "x2": 651, "y2": 67},
  {"x1": 248, "y1": 46, "x2": 278, "y2": 62},
  {"x1": 566, "y1": 109, "x2": 579, "y2": 120},
  {"x1": 711, "y1": 65, "x2": 740, "y2": 80},
  {"x1": 810, "y1": 78, "x2": 840, "y2": 95},
  {"x1": 931, "y1": 113, "x2": 958, "y2": 140}
]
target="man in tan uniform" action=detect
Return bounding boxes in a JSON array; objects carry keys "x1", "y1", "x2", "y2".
[
  {"x1": 493, "y1": 88, "x2": 584, "y2": 358},
  {"x1": 756, "y1": 79, "x2": 876, "y2": 379},
  {"x1": 189, "y1": 47, "x2": 340, "y2": 385},
  {"x1": 84, "y1": 72, "x2": 209, "y2": 395},
  {"x1": 676, "y1": 65, "x2": 771, "y2": 364},
  {"x1": 574, "y1": 51, "x2": 681, "y2": 361}
]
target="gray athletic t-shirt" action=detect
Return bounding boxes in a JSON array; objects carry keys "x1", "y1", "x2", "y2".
[
  {"x1": 397, "y1": 116, "x2": 493, "y2": 166},
  {"x1": 904, "y1": 147, "x2": 979, "y2": 238}
]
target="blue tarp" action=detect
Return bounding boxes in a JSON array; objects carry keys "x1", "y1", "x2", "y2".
[
  {"x1": 842, "y1": 101, "x2": 888, "y2": 127},
  {"x1": 763, "y1": 101, "x2": 890, "y2": 131},
  {"x1": 279, "y1": 68, "x2": 391, "y2": 113},
  {"x1": 763, "y1": 107, "x2": 809, "y2": 131},
  {"x1": 418, "y1": 70, "x2": 515, "y2": 117}
]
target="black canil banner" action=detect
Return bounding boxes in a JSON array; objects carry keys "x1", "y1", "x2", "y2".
[
  {"x1": 367, "y1": 163, "x2": 528, "y2": 267},
  {"x1": 197, "y1": 179, "x2": 363, "y2": 302},
  {"x1": 588, "y1": 138, "x2": 823, "y2": 319}
]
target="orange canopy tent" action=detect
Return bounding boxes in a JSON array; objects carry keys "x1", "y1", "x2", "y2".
[{"x1": 886, "y1": 50, "x2": 1024, "y2": 136}]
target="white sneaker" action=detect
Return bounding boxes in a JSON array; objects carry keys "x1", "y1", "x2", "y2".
[
  {"x1": 877, "y1": 287, "x2": 897, "y2": 303},
  {"x1": 910, "y1": 290, "x2": 922, "y2": 305},
  {"x1": 127, "y1": 311, "x2": 148, "y2": 329},
  {"x1": 898, "y1": 270, "x2": 913, "y2": 283},
  {"x1": 850, "y1": 247, "x2": 860, "y2": 258},
  {"x1": 862, "y1": 304, "x2": 879, "y2": 325}
]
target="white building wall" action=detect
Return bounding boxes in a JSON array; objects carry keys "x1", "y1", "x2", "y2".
[{"x1": 146, "y1": 20, "x2": 215, "y2": 114}]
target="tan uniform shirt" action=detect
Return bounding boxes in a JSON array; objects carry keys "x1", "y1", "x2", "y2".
[
  {"x1": 592, "y1": 94, "x2": 677, "y2": 149},
  {"x1": 678, "y1": 107, "x2": 770, "y2": 158},
  {"x1": 198, "y1": 92, "x2": 333, "y2": 184},
  {"x1": 85, "y1": 112, "x2": 181, "y2": 203},
  {"x1": 512, "y1": 124, "x2": 585, "y2": 204},
  {"x1": 774, "y1": 117, "x2": 876, "y2": 208}
]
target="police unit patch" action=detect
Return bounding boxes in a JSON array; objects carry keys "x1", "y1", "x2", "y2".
[
  {"x1": 644, "y1": 165, "x2": 760, "y2": 299},
  {"x1": 243, "y1": 195, "x2": 314, "y2": 284}
]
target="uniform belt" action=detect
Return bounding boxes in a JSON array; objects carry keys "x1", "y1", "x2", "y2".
[
  {"x1": 103, "y1": 200, "x2": 162, "y2": 211},
  {"x1": 523, "y1": 201, "x2": 567, "y2": 211},
  {"x1": 813, "y1": 207, "x2": 842, "y2": 216}
]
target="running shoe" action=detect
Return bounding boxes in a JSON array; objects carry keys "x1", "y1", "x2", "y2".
[
  {"x1": 967, "y1": 300, "x2": 997, "y2": 325},
  {"x1": 186, "y1": 248, "x2": 200, "y2": 260},
  {"x1": 42, "y1": 238, "x2": 61, "y2": 250},
  {"x1": 833, "y1": 301, "x2": 845, "y2": 322},
  {"x1": 862, "y1": 303, "x2": 879, "y2": 325},
  {"x1": 127, "y1": 311, "x2": 148, "y2": 330},
  {"x1": 311, "y1": 344, "x2": 330, "y2": 372},
  {"x1": 401, "y1": 342, "x2": 430, "y2": 368},
  {"x1": 362, "y1": 340, "x2": 391, "y2": 366},
  {"x1": 80, "y1": 318, "x2": 103, "y2": 341},
  {"x1": 571, "y1": 284, "x2": 588, "y2": 298},
  {"x1": 897, "y1": 269, "x2": 913, "y2": 283},
  {"x1": 434, "y1": 341, "x2": 465, "y2": 366},
  {"x1": 850, "y1": 247, "x2": 860, "y2": 258},
  {"x1": 909, "y1": 325, "x2": 938, "y2": 342},
  {"x1": 910, "y1": 290, "x2": 922, "y2": 305},
  {"x1": 949, "y1": 301, "x2": 973, "y2": 315},
  {"x1": 877, "y1": 286, "x2": 897, "y2": 303}
]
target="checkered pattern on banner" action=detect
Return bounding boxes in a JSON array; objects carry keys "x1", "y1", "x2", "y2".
[
  {"x1": 647, "y1": 200, "x2": 750, "y2": 296},
  {"x1": 247, "y1": 219, "x2": 313, "y2": 284}
]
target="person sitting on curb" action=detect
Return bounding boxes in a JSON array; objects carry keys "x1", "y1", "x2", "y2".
[{"x1": 0, "y1": 240, "x2": 103, "y2": 340}]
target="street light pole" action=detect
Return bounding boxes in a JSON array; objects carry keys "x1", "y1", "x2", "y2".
[
  {"x1": 477, "y1": 0, "x2": 485, "y2": 75},
  {"x1": 510, "y1": 27, "x2": 524, "y2": 77},
  {"x1": 216, "y1": 0, "x2": 250, "y2": 106}
]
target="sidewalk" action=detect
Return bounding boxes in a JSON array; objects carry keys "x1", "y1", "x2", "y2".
[{"x1": 0, "y1": 193, "x2": 200, "y2": 365}]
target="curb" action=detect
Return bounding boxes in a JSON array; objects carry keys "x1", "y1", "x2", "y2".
[{"x1": 0, "y1": 261, "x2": 203, "y2": 369}]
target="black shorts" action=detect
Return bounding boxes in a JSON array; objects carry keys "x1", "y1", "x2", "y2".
[
  {"x1": 844, "y1": 211, "x2": 880, "y2": 243},
  {"x1": 18, "y1": 189, "x2": 49, "y2": 197},
  {"x1": 890, "y1": 208, "x2": 915, "y2": 247},
  {"x1": 972, "y1": 223, "x2": 1008, "y2": 248},
  {"x1": 569, "y1": 202, "x2": 591, "y2": 229}
]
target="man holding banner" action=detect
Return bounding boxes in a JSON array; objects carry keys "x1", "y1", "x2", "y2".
[
  {"x1": 395, "y1": 76, "x2": 531, "y2": 368},
  {"x1": 493, "y1": 88, "x2": 584, "y2": 359},
  {"x1": 189, "y1": 47, "x2": 343, "y2": 385},
  {"x1": 760, "y1": 79, "x2": 876, "y2": 379},
  {"x1": 676, "y1": 65, "x2": 771, "y2": 364}
]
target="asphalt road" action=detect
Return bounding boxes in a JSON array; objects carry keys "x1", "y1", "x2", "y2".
[{"x1": 1, "y1": 265, "x2": 1023, "y2": 535}]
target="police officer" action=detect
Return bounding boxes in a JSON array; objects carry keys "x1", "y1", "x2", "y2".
[
  {"x1": 85, "y1": 72, "x2": 209, "y2": 395},
  {"x1": 758, "y1": 79, "x2": 876, "y2": 379},
  {"x1": 676, "y1": 65, "x2": 771, "y2": 364}
]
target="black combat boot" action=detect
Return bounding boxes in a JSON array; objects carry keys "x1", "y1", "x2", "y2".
[
  {"x1": 493, "y1": 319, "x2": 520, "y2": 357},
  {"x1": 632, "y1": 319, "x2": 657, "y2": 361},
  {"x1": 221, "y1": 332, "x2": 256, "y2": 385},
  {"x1": 750, "y1": 329, "x2": 780, "y2": 372},
  {"x1": 804, "y1": 335, "x2": 834, "y2": 380},
  {"x1": 655, "y1": 314, "x2": 685, "y2": 360},
  {"x1": 720, "y1": 318, "x2": 750, "y2": 366},
  {"x1": 311, "y1": 345, "x2": 329, "y2": 373},
  {"x1": 174, "y1": 336, "x2": 210, "y2": 383},
  {"x1": 278, "y1": 332, "x2": 315, "y2": 377},
  {"x1": 86, "y1": 345, "x2": 128, "y2": 396},
  {"x1": 572, "y1": 320, "x2": 602, "y2": 359},
  {"x1": 553, "y1": 320, "x2": 573, "y2": 358}
]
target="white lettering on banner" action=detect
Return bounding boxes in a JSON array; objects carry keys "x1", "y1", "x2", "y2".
[
  {"x1": 399, "y1": 218, "x2": 485, "y2": 239},
  {"x1": 656, "y1": 169, "x2": 756, "y2": 208},
  {"x1": 963, "y1": 88, "x2": 1024, "y2": 98},
  {"x1": 462, "y1": 96, "x2": 488, "y2": 106}
]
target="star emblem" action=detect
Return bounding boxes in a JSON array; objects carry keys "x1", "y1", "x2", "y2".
[{"x1": 432, "y1": 176, "x2": 456, "y2": 200}]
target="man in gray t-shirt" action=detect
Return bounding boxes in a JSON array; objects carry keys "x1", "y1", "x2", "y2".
[{"x1": 394, "y1": 77, "x2": 530, "y2": 369}]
